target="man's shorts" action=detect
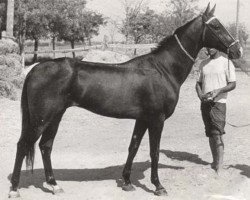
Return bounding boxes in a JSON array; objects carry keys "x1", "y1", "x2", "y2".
[{"x1": 201, "y1": 101, "x2": 226, "y2": 137}]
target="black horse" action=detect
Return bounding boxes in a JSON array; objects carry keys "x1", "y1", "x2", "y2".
[{"x1": 9, "y1": 4, "x2": 242, "y2": 198}]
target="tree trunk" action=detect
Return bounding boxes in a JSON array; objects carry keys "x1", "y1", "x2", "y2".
[
  {"x1": 6, "y1": 0, "x2": 14, "y2": 38},
  {"x1": 17, "y1": 13, "x2": 27, "y2": 68},
  {"x1": 19, "y1": 34, "x2": 26, "y2": 68},
  {"x1": 52, "y1": 36, "x2": 56, "y2": 59},
  {"x1": 88, "y1": 37, "x2": 92, "y2": 46},
  {"x1": 32, "y1": 38, "x2": 39, "y2": 63},
  {"x1": 70, "y1": 40, "x2": 75, "y2": 58}
]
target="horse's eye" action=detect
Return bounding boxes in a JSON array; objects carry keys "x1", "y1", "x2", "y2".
[{"x1": 213, "y1": 24, "x2": 220, "y2": 30}]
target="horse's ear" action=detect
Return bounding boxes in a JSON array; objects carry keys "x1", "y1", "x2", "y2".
[
  {"x1": 210, "y1": 4, "x2": 216, "y2": 15},
  {"x1": 204, "y1": 3, "x2": 211, "y2": 16}
]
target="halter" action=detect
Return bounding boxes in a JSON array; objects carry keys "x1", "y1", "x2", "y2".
[
  {"x1": 175, "y1": 16, "x2": 239, "y2": 63},
  {"x1": 203, "y1": 16, "x2": 240, "y2": 77},
  {"x1": 202, "y1": 16, "x2": 239, "y2": 52}
]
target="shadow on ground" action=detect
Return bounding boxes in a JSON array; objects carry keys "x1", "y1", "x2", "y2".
[
  {"x1": 229, "y1": 164, "x2": 250, "y2": 178},
  {"x1": 160, "y1": 150, "x2": 210, "y2": 166},
  {"x1": 7, "y1": 161, "x2": 184, "y2": 194}
]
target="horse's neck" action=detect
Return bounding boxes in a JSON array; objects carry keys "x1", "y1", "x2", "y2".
[{"x1": 154, "y1": 24, "x2": 203, "y2": 85}]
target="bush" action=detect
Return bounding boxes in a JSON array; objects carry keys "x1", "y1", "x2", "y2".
[
  {"x1": 11, "y1": 76, "x2": 25, "y2": 89},
  {"x1": 0, "y1": 80, "x2": 18, "y2": 100},
  {"x1": 0, "y1": 39, "x2": 19, "y2": 55},
  {"x1": 0, "y1": 39, "x2": 24, "y2": 100},
  {"x1": 232, "y1": 58, "x2": 250, "y2": 75}
]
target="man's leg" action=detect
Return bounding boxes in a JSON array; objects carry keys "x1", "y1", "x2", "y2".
[
  {"x1": 211, "y1": 133, "x2": 224, "y2": 174},
  {"x1": 210, "y1": 102, "x2": 226, "y2": 174},
  {"x1": 209, "y1": 136, "x2": 216, "y2": 169}
]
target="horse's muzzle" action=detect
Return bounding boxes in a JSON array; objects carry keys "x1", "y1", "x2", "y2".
[{"x1": 228, "y1": 42, "x2": 243, "y2": 59}]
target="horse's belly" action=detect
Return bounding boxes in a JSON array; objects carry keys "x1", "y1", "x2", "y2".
[
  {"x1": 77, "y1": 99, "x2": 142, "y2": 119},
  {"x1": 74, "y1": 84, "x2": 142, "y2": 119}
]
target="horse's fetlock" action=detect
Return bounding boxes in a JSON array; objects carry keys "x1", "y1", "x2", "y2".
[{"x1": 47, "y1": 176, "x2": 57, "y2": 185}]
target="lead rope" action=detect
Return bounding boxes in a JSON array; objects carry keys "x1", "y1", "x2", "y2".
[{"x1": 227, "y1": 48, "x2": 230, "y2": 79}]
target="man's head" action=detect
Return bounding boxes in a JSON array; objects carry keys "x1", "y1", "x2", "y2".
[{"x1": 206, "y1": 48, "x2": 219, "y2": 59}]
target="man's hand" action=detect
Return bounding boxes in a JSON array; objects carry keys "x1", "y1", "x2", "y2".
[
  {"x1": 200, "y1": 92, "x2": 213, "y2": 102},
  {"x1": 210, "y1": 89, "x2": 221, "y2": 100}
]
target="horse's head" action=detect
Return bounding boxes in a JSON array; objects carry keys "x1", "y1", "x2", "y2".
[{"x1": 201, "y1": 3, "x2": 243, "y2": 59}]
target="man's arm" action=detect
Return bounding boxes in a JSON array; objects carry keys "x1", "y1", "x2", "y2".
[
  {"x1": 195, "y1": 82, "x2": 211, "y2": 101},
  {"x1": 209, "y1": 81, "x2": 236, "y2": 99},
  {"x1": 195, "y1": 82, "x2": 203, "y2": 101}
]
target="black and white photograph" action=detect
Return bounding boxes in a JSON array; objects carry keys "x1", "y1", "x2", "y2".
[{"x1": 0, "y1": 0, "x2": 250, "y2": 199}]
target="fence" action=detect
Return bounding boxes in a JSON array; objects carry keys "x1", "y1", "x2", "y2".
[{"x1": 25, "y1": 43, "x2": 157, "y2": 60}]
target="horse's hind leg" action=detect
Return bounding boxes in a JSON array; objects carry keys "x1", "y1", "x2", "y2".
[
  {"x1": 122, "y1": 119, "x2": 147, "y2": 191},
  {"x1": 9, "y1": 139, "x2": 28, "y2": 198},
  {"x1": 9, "y1": 121, "x2": 49, "y2": 198},
  {"x1": 39, "y1": 110, "x2": 65, "y2": 194}
]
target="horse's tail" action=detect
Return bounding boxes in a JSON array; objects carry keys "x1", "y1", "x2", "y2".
[{"x1": 20, "y1": 75, "x2": 35, "y2": 173}]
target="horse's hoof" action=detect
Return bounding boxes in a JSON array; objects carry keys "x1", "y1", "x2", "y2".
[
  {"x1": 122, "y1": 184, "x2": 135, "y2": 191},
  {"x1": 43, "y1": 183, "x2": 64, "y2": 195},
  {"x1": 8, "y1": 190, "x2": 20, "y2": 198},
  {"x1": 51, "y1": 185, "x2": 64, "y2": 195},
  {"x1": 154, "y1": 188, "x2": 168, "y2": 196}
]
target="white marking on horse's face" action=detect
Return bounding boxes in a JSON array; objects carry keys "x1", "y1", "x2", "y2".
[{"x1": 239, "y1": 47, "x2": 244, "y2": 58}]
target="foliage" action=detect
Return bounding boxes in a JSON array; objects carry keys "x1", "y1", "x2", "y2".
[
  {"x1": 165, "y1": 0, "x2": 200, "y2": 28},
  {"x1": 122, "y1": 9, "x2": 153, "y2": 44},
  {"x1": 0, "y1": 39, "x2": 19, "y2": 54},
  {"x1": 12, "y1": 0, "x2": 105, "y2": 59},
  {"x1": 55, "y1": 0, "x2": 87, "y2": 45},
  {"x1": 52, "y1": 0, "x2": 105, "y2": 56},
  {"x1": 0, "y1": 2, "x2": 6, "y2": 34},
  {"x1": 79, "y1": 11, "x2": 106, "y2": 45},
  {"x1": 226, "y1": 23, "x2": 249, "y2": 46},
  {"x1": 147, "y1": 10, "x2": 175, "y2": 43},
  {"x1": 0, "y1": 39, "x2": 23, "y2": 101},
  {"x1": 120, "y1": 0, "x2": 148, "y2": 43},
  {"x1": 120, "y1": 0, "x2": 200, "y2": 44}
]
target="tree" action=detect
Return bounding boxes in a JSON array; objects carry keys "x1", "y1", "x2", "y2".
[
  {"x1": 44, "y1": 0, "x2": 68, "y2": 58},
  {"x1": 0, "y1": 2, "x2": 6, "y2": 37},
  {"x1": 13, "y1": 0, "x2": 28, "y2": 64},
  {"x1": 79, "y1": 10, "x2": 106, "y2": 46},
  {"x1": 14, "y1": 0, "x2": 50, "y2": 62},
  {"x1": 58, "y1": 6, "x2": 105, "y2": 57},
  {"x1": 56, "y1": 0, "x2": 105, "y2": 57},
  {"x1": 25, "y1": 5, "x2": 50, "y2": 62},
  {"x1": 120, "y1": 0, "x2": 148, "y2": 43},
  {"x1": 147, "y1": 10, "x2": 175, "y2": 43},
  {"x1": 166, "y1": 0, "x2": 200, "y2": 28},
  {"x1": 107, "y1": 19, "x2": 119, "y2": 44},
  {"x1": 227, "y1": 23, "x2": 249, "y2": 46},
  {"x1": 6, "y1": 0, "x2": 14, "y2": 38},
  {"x1": 125, "y1": 9, "x2": 152, "y2": 44}
]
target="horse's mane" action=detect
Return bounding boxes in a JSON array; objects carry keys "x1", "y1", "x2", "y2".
[
  {"x1": 151, "y1": 16, "x2": 199, "y2": 54},
  {"x1": 151, "y1": 35, "x2": 173, "y2": 54}
]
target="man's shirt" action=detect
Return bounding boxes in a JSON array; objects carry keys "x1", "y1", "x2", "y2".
[{"x1": 197, "y1": 56, "x2": 236, "y2": 103}]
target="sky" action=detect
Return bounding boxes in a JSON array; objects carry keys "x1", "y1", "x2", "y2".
[{"x1": 86, "y1": 0, "x2": 250, "y2": 41}]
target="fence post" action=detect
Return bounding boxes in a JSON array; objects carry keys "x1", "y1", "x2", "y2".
[{"x1": 134, "y1": 48, "x2": 137, "y2": 55}]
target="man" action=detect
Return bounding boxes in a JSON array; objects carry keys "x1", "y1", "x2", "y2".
[{"x1": 195, "y1": 48, "x2": 236, "y2": 174}]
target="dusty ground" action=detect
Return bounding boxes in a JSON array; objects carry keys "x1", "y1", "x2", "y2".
[{"x1": 0, "y1": 72, "x2": 250, "y2": 200}]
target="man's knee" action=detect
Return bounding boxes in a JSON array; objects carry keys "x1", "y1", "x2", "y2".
[{"x1": 211, "y1": 133, "x2": 224, "y2": 146}]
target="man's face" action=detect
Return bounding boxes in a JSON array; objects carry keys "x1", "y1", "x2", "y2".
[{"x1": 207, "y1": 48, "x2": 218, "y2": 57}]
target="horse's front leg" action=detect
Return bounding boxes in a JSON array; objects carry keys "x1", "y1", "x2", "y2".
[
  {"x1": 148, "y1": 116, "x2": 167, "y2": 196},
  {"x1": 122, "y1": 119, "x2": 147, "y2": 191}
]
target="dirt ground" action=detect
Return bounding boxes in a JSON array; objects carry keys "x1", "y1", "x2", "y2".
[{"x1": 0, "y1": 72, "x2": 250, "y2": 200}]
